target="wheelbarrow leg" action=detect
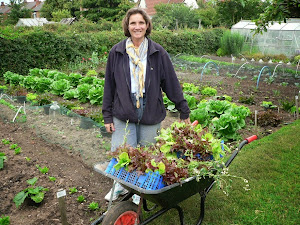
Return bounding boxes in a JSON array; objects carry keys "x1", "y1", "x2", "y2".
[
  {"x1": 174, "y1": 205, "x2": 184, "y2": 225},
  {"x1": 196, "y1": 192, "x2": 207, "y2": 225}
]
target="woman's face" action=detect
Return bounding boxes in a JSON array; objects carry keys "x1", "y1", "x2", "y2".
[{"x1": 128, "y1": 13, "x2": 148, "y2": 43}]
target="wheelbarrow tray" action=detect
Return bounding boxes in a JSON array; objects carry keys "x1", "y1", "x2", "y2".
[{"x1": 94, "y1": 162, "x2": 214, "y2": 208}]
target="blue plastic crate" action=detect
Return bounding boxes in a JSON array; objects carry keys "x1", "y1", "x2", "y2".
[{"x1": 105, "y1": 158, "x2": 166, "y2": 190}]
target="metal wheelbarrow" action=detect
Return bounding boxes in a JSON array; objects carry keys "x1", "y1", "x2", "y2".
[{"x1": 92, "y1": 135, "x2": 257, "y2": 225}]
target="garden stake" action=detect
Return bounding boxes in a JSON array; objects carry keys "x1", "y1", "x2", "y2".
[
  {"x1": 296, "y1": 96, "x2": 299, "y2": 120},
  {"x1": 254, "y1": 110, "x2": 258, "y2": 127},
  {"x1": 57, "y1": 189, "x2": 69, "y2": 225}
]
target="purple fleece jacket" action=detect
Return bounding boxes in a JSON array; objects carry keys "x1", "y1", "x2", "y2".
[{"x1": 102, "y1": 38, "x2": 190, "y2": 125}]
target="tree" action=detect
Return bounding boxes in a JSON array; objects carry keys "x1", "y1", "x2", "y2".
[
  {"x1": 152, "y1": 3, "x2": 201, "y2": 30},
  {"x1": 4, "y1": 0, "x2": 32, "y2": 25},
  {"x1": 254, "y1": 0, "x2": 300, "y2": 34},
  {"x1": 216, "y1": 0, "x2": 269, "y2": 28},
  {"x1": 52, "y1": 9, "x2": 72, "y2": 22},
  {"x1": 41, "y1": 0, "x2": 80, "y2": 20},
  {"x1": 81, "y1": 0, "x2": 134, "y2": 22}
]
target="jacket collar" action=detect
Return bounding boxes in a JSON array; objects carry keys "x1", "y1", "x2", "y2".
[{"x1": 115, "y1": 37, "x2": 159, "y2": 56}]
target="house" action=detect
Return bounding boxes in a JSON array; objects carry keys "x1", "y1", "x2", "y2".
[
  {"x1": 0, "y1": 2, "x2": 11, "y2": 21},
  {"x1": 0, "y1": 0, "x2": 44, "y2": 20},
  {"x1": 134, "y1": 0, "x2": 199, "y2": 17}
]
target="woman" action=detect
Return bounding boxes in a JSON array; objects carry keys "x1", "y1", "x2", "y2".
[{"x1": 102, "y1": 8, "x2": 190, "y2": 202}]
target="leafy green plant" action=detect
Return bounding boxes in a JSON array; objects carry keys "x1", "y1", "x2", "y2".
[
  {"x1": 69, "y1": 187, "x2": 78, "y2": 194},
  {"x1": 51, "y1": 79, "x2": 71, "y2": 96},
  {"x1": 272, "y1": 89, "x2": 281, "y2": 96},
  {"x1": 9, "y1": 144, "x2": 18, "y2": 150},
  {"x1": 14, "y1": 147, "x2": 22, "y2": 155},
  {"x1": 25, "y1": 157, "x2": 31, "y2": 161},
  {"x1": 261, "y1": 101, "x2": 277, "y2": 109},
  {"x1": 0, "y1": 153, "x2": 7, "y2": 170},
  {"x1": 280, "y1": 82, "x2": 288, "y2": 87},
  {"x1": 75, "y1": 83, "x2": 92, "y2": 103},
  {"x1": 13, "y1": 177, "x2": 49, "y2": 208},
  {"x1": 201, "y1": 87, "x2": 217, "y2": 96},
  {"x1": 184, "y1": 94, "x2": 197, "y2": 110},
  {"x1": 182, "y1": 83, "x2": 200, "y2": 94},
  {"x1": 114, "y1": 152, "x2": 131, "y2": 170},
  {"x1": 239, "y1": 95, "x2": 255, "y2": 105},
  {"x1": 280, "y1": 99, "x2": 294, "y2": 112},
  {"x1": 264, "y1": 76, "x2": 275, "y2": 85},
  {"x1": 63, "y1": 89, "x2": 78, "y2": 100},
  {"x1": 88, "y1": 202, "x2": 99, "y2": 211},
  {"x1": 163, "y1": 95, "x2": 177, "y2": 112},
  {"x1": 88, "y1": 86, "x2": 104, "y2": 105},
  {"x1": 35, "y1": 77, "x2": 53, "y2": 93},
  {"x1": 0, "y1": 215, "x2": 10, "y2": 225},
  {"x1": 48, "y1": 176, "x2": 56, "y2": 182},
  {"x1": 1, "y1": 139, "x2": 10, "y2": 145},
  {"x1": 77, "y1": 195, "x2": 85, "y2": 203},
  {"x1": 36, "y1": 93, "x2": 52, "y2": 106},
  {"x1": 36, "y1": 165, "x2": 49, "y2": 174},
  {"x1": 0, "y1": 85, "x2": 8, "y2": 91}
]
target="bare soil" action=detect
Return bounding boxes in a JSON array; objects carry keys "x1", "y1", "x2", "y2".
[{"x1": 0, "y1": 61, "x2": 299, "y2": 224}]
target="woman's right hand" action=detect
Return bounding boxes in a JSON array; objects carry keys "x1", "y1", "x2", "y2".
[{"x1": 105, "y1": 123, "x2": 115, "y2": 133}]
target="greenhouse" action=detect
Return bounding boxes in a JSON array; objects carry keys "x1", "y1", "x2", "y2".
[{"x1": 231, "y1": 19, "x2": 300, "y2": 58}]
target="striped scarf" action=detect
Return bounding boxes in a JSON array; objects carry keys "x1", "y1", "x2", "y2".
[{"x1": 126, "y1": 38, "x2": 148, "y2": 108}]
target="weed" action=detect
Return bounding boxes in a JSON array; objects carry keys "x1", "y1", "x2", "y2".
[
  {"x1": 88, "y1": 202, "x2": 99, "y2": 211},
  {"x1": 69, "y1": 187, "x2": 78, "y2": 194},
  {"x1": 25, "y1": 157, "x2": 31, "y2": 161},
  {"x1": 280, "y1": 82, "x2": 288, "y2": 86}
]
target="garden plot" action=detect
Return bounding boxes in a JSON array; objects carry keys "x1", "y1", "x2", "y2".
[{"x1": 0, "y1": 60, "x2": 299, "y2": 224}]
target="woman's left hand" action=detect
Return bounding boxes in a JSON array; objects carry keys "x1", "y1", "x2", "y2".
[{"x1": 181, "y1": 117, "x2": 191, "y2": 124}]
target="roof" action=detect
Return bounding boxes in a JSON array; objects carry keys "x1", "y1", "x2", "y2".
[
  {"x1": 60, "y1": 18, "x2": 77, "y2": 25},
  {"x1": 0, "y1": 5, "x2": 11, "y2": 14},
  {"x1": 1, "y1": 1, "x2": 44, "y2": 15},
  {"x1": 15, "y1": 18, "x2": 49, "y2": 27},
  {"x1": 232, "y1": 19, "x2": 300, "y2": 31}
]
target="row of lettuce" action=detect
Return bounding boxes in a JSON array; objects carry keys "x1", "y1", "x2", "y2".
[
  {"x1": 1, "y1": 68, "x2": 251, "y2": 141},
  {"x1": 3, "y1": 69, "x2": 104, "y2": 105}
]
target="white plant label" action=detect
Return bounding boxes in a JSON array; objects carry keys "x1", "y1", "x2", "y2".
[{"x1": 56, "y1": 189, "x2": 67, "y2": 198}]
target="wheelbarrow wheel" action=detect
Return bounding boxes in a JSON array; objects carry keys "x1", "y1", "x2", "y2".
[{"x1": 102, "y1": 201, "x2": 141, "y2": 225}]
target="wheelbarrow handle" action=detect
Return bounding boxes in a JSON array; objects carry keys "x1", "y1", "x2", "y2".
[{"x1": 226, "y1": 135, "x2": 258, "y2": 168}]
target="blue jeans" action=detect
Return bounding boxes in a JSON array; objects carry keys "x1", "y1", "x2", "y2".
[{"x1": 111, "y1": 117, "x2": 161, "y2": 151}]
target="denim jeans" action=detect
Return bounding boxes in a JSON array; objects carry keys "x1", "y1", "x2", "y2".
[
  {"x1": 111, "y1": 117, "x2": 161, "y2": 151},
  {"x1": 111, "y1": 93, "x2": 161, "y2": 151}
]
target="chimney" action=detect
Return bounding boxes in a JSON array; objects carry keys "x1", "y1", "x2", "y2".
[{"x1": 35, "y1": 0, "x2": 41, "y2": 6}]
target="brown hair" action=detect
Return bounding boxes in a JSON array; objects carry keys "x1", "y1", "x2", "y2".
[{"x1": 122, "y1": 8, "x2": 152, "y2": 37}]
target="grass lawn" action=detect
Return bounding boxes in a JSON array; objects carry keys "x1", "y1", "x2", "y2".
[{"x1": 147, "y1": 119, "x2": 300, "y2": 225}]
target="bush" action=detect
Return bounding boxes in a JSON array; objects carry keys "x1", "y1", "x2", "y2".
[
  {"x1": 220, "y1": 30, "x2": 244, "y2": 56},
  {"x1": 0, "y1": 28, "x2": 225, "y2": 75}
]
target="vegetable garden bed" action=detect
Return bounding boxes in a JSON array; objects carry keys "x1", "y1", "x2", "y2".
[{"x1": 0, "y1": 56, "x2": 299, "y2": 224}]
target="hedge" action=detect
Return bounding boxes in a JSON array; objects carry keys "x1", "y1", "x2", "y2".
[{"x1": 0, "y1": 27, "x2": 225, "y2": 76}]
